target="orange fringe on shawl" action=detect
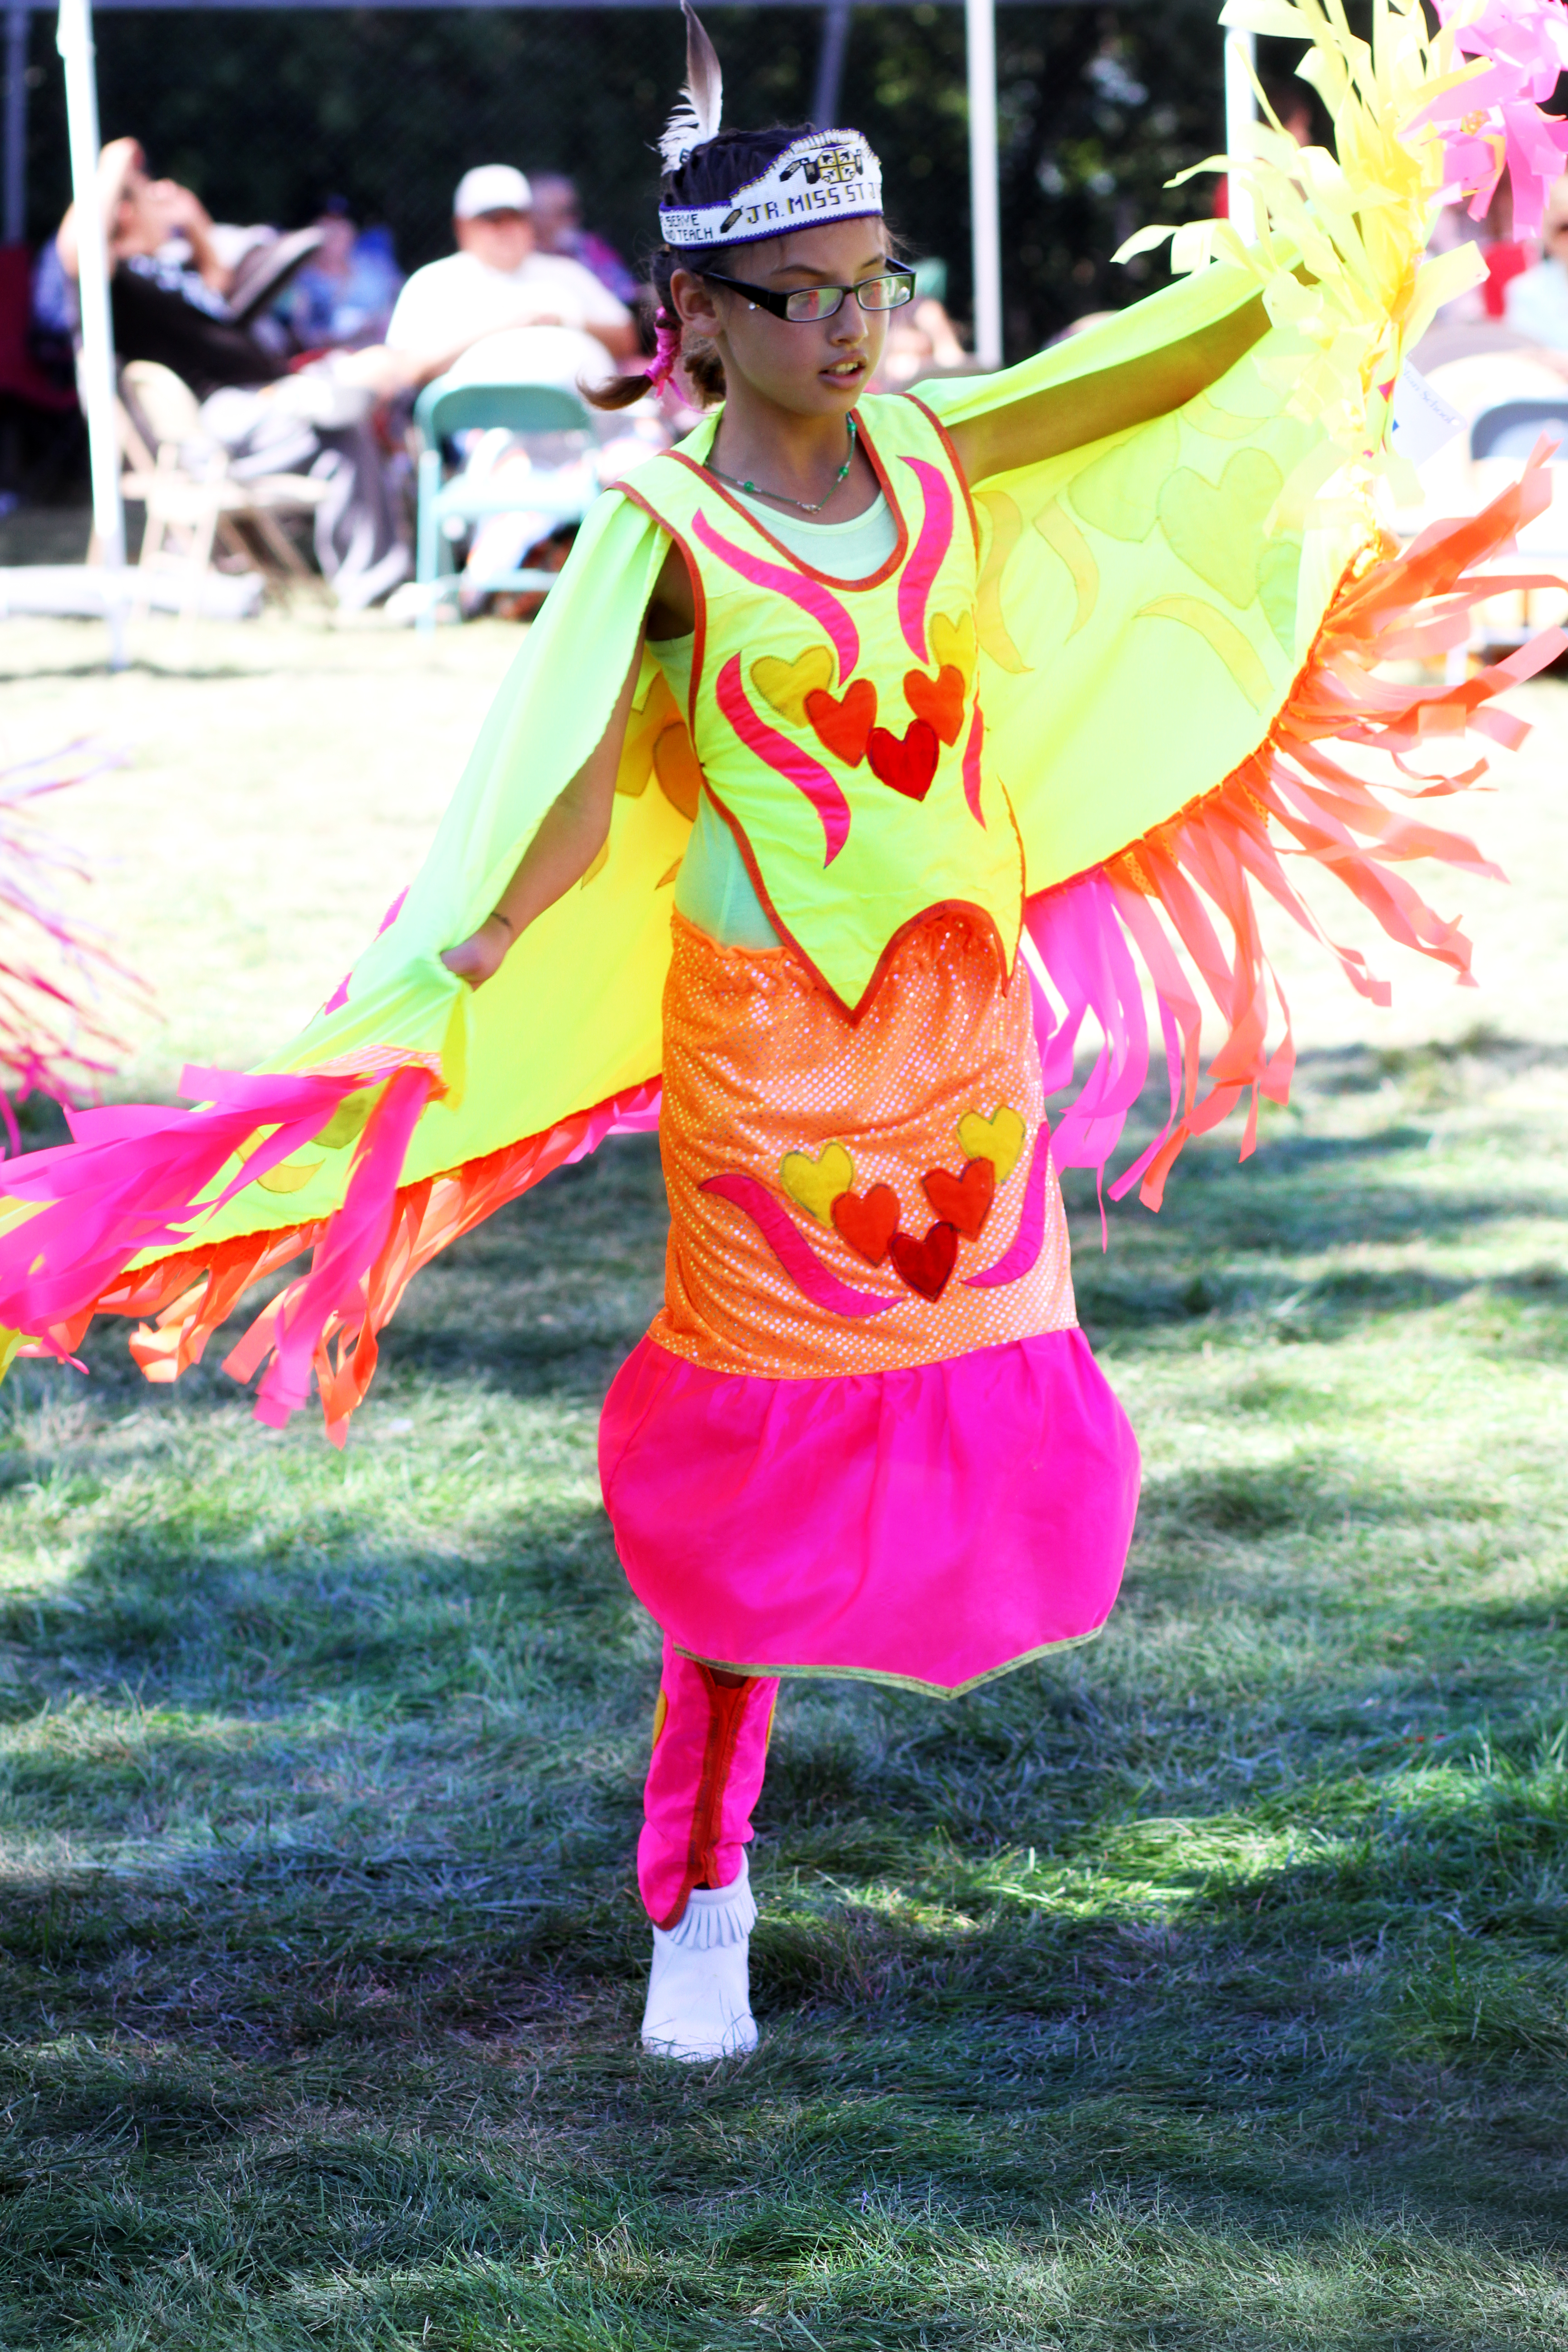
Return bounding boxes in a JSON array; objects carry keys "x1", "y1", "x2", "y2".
[
  {"x1": 74, "y1": 1078, "x2": 659, "y2": 1446},
  {"x1": 1025, "y1": 444, "x2": 1567, "y2": 1212}
]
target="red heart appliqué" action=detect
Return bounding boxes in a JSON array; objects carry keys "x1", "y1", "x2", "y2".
[
  {"x1": 889, "y1": 1220, "x2": 958, "y2": 1301},
  {"x1": 831, "y1": 1182, "x2": 901, "y2": 1265},
  {"x1": 904, "y1": 663, "x2": 966, "y2": 747},
  {"x1": 921, "y1": 1157, "x2": 995, "y2": 1241},
  {"x1": 867, "y1": 719, "x2": 939, "y2": 801},
  {"x1": 804, "y1": 677, "x2": 877, "y2": 768}
]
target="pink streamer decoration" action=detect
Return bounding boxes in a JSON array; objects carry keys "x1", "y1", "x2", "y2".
[
  {"x1": 693, "y1": 510, "x2": 859, "y2": 677},
  {"x1": 700, "y1": 1171, "x2": 900, "y2": 1316},
  {"x1": 715, "y1": 656, "x2": 852, "y2": 865},
  {"x1": 0, "y1": 1063, "x2": 382, "y2": 1347},
  {"x1": 1407, "y1": 0, "x2": 1568, "y2": 235},
  {"x1": 961, "y1": 703, "x2": 985, "y2": 825},
  {"x1": 1025, "y1": 875, "x2": 1155, "y2": 1181},
  {"x1": 0, "y1": 738, "x2": 146, "y2": 1126},
  {"x1": 898, "y1": 457, "x2": 955, "y2": 664},
  {"x1": 227, "y1": 1061, "x2": 438, "y2": 1429},
  {"x1": 964, "y1": 1123, "x2": 1050, "y2": 1289}
]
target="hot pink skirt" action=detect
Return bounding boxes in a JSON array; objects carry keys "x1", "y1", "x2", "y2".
[{"x1": 597, "y1": 912, "x2": 1140, "y2": 1696}]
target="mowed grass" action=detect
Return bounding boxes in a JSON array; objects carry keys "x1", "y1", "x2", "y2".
[{"x1": 0, "y1": 621, "x2": 1567, "y2": 2343}]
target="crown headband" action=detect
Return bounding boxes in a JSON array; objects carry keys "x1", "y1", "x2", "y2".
[{"x1": 659, "y1": 130, "x2": 884, "y2": 251}]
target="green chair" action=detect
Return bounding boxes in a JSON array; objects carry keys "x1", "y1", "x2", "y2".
[{"x1": 412, "y1": 374, "x2": 599, "y2": 632}]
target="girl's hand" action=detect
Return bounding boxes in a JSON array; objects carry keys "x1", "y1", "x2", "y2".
[{"x1": 440, "y1": 914, "x2": 513, "y2": 990}]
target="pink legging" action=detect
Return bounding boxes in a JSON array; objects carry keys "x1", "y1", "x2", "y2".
[{"x1": 637, "y1": 1636, "x2": 780, "y2": 1929}]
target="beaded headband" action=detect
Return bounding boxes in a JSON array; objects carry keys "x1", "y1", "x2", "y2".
[{"x1": 658, "y1": 131, "x2": 884, "y2": 252}]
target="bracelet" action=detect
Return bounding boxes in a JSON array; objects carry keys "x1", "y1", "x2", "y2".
[{"x1": 490, "y1": 911, "x2": 514, "y2": 933}]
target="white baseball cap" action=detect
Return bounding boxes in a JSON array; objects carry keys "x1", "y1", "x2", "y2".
[{"x1": 454, "y1": 165, "x2": 533, "y2": 219}]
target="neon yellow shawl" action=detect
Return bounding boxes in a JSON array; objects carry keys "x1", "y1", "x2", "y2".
[{"x1": 0, "y1": 0, "x2": 1556, "y2": 1435}]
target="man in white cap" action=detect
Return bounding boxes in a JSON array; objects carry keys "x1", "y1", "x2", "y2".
[{"x1": 386, "y1": 166, "x2": 638, "y2": 375}]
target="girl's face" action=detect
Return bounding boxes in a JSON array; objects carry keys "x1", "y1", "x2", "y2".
[{"x1": 672, "y1": 216, "x2": 894, "y2": 416}]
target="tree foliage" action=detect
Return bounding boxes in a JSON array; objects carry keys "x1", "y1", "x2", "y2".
[{"x1": 22, "y1": 4, "x2": 1314, "y2": 357}]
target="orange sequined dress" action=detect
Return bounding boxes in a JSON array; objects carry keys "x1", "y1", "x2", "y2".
[{"x1": 599, "y1": 408, "x2": 1140, "y2": 1698}]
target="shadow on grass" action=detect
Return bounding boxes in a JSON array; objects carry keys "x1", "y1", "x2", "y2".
[{"x1": 5, "y1": 1052, "x2": 1568, "y2": 2339}]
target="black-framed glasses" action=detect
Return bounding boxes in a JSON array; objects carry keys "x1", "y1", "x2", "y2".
[{"x1": 701, "y1": 267, "x2": 916, "y2": 323}]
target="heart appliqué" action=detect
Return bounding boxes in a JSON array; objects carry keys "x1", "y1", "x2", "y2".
[
  {"x1": 930, "y1": 610, "x2": 977, "y2": 685},
  {"x1": 779, "y1": 1141, "x2": 854, "y2": 1225},
  {"x1": 804, "y1": 677, "x2": 877, "y2": 767},
  {"x1": 867, "y1": 718, "x2": 939, "y2": 801},
  {"x1": 903, "y1": 664, "x2": 966, "y2": 748},
  {"x1": 1068, "y1": 412, "x2": 1179, "y2": 543},
  {"x1": 889, "y1": 1220, "x2": 958, "y2": 1301},
  {"x1": 752, "y1": 645, "x2": 835, "y2": 727},
  {"x1": 1156, "y1": 448, "x2": 1284, "y2": 609},
  {"x1": 831, "y1": 1183, "x2": 900, "y2": 1264},
  {"x1": 958, "y1": 1105, "x2": 1025, "y2": 1184},
  {"x1": 921, "y1": 1157, "x2": 995, "y2": 1240}
]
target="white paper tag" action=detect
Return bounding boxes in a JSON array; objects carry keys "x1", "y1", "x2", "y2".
[{"x1": 1388, "y1": 362, "x2": 1466, "y2": 466}]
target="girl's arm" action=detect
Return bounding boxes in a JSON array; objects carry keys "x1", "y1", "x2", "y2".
[
  {"x1": 946, "y1": 294, "x2": 1270, "y2": 486},
  {"x1": 440, "y1": 633, "x2": 647, "y2": 989}
]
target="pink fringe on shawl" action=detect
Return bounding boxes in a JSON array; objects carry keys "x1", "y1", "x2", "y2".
[
  {"x1": 70, "y1": 1070, "x2": 662, "y2": 1444},
  {"x1": 0, "y1": 740, "x2": 144, "y2": 1130},
  {"x1": 1026, "y1": 444, "x2": 1567, "y2": 1213}
]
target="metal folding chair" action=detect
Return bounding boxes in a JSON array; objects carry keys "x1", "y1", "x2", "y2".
[
  {"x1": 412, "y1": 374, "x2": 600, "y2": 633},
  {"x1": 1450, "y1": 397, "x2": 1568, "y2": 674}
]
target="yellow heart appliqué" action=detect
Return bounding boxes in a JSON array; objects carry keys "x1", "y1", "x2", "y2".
[
  {"x1": 1068, "y1": 413, "x2": 1179, "y2": 543},
  {"x1": 752, "y1": 646, "x2": 835, "y2": 727},
  {"x1": 958, "y1": 1105, "x2": 1026, "y2": 1183},
  {"x1": 1156, "y1": 449, "x2": 1284, "y2": 609},
  {"x1": 930, "y1": 610, "x2": 978, "y2": 686},
  {"x1": 779, "y1": 1142, "x2": 855, "y2": 1224}
]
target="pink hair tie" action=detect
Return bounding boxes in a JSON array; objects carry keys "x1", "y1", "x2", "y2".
[{"x1": 644, "y1": 313, "x2": 684, "y2": 392}]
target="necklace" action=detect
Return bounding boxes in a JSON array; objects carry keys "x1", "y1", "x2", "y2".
[{"x1": 707, "y1": 415, "x2": 858, "y2": 514}]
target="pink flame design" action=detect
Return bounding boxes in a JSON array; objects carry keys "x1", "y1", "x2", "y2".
[
  {"x1": 715, "y1": 656, "x2": 852, "y2": 866},
  {"x1": 898, "y1": 457, "x2": 955, "y2": 664},
  {"x1": 701, "y1": 1171, "x2": 900, "y2": 1316},
  {"x1": 693, "y1": 510, "x2": 859, "y2": 677},
  {"x1": 964, "y1": 1123, "x2": 1050, "y2": 1289}
]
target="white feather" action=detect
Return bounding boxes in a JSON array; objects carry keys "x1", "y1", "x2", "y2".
[{"x1": 658, "y1": 1, "x2": 724, "y2": 174}]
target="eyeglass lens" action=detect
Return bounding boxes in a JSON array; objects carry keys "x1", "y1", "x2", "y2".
[{"x1": 784, "y1": 274, "x2": 915, "y2": 321}]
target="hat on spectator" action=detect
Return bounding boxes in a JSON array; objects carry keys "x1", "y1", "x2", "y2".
[{"x1": 454, "y1": 166, "x2": 533, "y2": 219}]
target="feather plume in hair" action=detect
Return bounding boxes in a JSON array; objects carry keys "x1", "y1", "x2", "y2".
[{"x1": 658, "y1": 1, "x2": 724, "y2": 174}]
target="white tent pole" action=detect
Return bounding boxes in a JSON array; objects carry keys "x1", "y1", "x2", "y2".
[
  {"x1": 965, "y1": 0, "x2": 1001, "y2": 370},
  {"x1": 1224, "y1": 28, "x2": 1257, "y2": 244},
  {"x1": 56, "y1": 0, "x2": 127, "y2": 668},
  {"x1": 4, "y1": 3, "x2": 29, "y2": 247}
]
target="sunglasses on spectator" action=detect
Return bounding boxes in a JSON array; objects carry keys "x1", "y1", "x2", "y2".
[{"x1": 700, "y1": 268, "x2": 916, "y2": 322}]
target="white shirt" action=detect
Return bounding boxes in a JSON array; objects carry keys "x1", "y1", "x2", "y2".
[
  {"x1": 387, "y1": 248, "x2": 629, "y2": 361},
  {"x1": 1504, "y1": 256, "x2": 1568, "y2": 350}
]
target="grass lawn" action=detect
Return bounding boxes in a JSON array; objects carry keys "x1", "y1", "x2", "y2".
[{"x1": 0, "y1": 617, "x2": 1567, "y2": 2346}]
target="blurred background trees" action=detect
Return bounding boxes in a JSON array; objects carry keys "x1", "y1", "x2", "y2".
[{"x1": 15, "y1": 1, "x2": 1313, "y2": 356}]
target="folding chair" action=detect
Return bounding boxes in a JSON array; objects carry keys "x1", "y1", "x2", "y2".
[
  {"x1": 412, "y1": 373, "x2": 600, "y2": 634},
  {"x1": 1453, "y1": 396, "x2": 1568, "y2": 671},
  {"x1": 117, "y1": 360, "x2": 331, "y2": 619}
]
